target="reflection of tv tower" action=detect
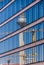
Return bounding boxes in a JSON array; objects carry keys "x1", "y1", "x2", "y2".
[
  {"x1": 31, "y1": 29, "x2": 36, "y2": 62},
  {"x1": 17, "y1": 13, "x2": 26, "y2": 65}
]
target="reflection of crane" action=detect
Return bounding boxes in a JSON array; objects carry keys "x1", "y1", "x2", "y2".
[
  {"x1": 23, "y1": 29, "x2": 37, "y2": 63},
  {"x1": 31, "y1": 29, "x2": 36, "y2": 62},
  {"x1": 0, "y1": 29, "x2": 43, "y2": 35}
]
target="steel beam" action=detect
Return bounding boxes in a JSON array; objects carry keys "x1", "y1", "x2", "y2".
[
  {"x1": 0, "y1": 39, "x2": 44, "y2": 58},
  {"x1": 0, "y1": 0, "x2": 41, "y2": 27},
  {"x1": 0, "y1": 17, "x2": 44, "y2": 42}
]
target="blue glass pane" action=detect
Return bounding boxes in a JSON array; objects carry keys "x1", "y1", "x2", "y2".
[
  {"x1": 0, "y1": 0, "x2": 34, "y2": 23},
  {"x1": 0, "y1": 0, "x2": 10, "y2": 9}
]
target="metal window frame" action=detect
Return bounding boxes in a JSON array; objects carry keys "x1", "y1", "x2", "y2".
[
  {"x1": 26, "y1": 61, "x2": 44, "y2": 65},
  {"x1": 0, "y1": 39, "x2": 44, "y2": 58},
  {"x1": 0, "y1": 0, "x2": 41, "y2": 27},
  {"x1": 0, "y1": 0, "x2": 15, "y2": 12},
  {"x1": 0, "y1": 17, "x2": 44, "y2": 42}
]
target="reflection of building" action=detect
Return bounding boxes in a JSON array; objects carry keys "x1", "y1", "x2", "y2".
[{"x1": 0, "y1": 0, "x2": 44, "y2": 65}]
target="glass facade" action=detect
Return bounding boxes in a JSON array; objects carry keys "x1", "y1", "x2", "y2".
[
  {"x1": 0, "y1": 22, "x2": 44, "y2": 53},
  {"x1": 0, "y1": 0, "x2": 11, "y2": 9},
  {"x1": 0, "y1": 44, "x2": 44, "y2": 64},
  {"x1": 0, "y1": 0, "x2": 44, "y2": 64},
  {"x1": 0, "y1": 0, "x2": 44, "y2": 38}
]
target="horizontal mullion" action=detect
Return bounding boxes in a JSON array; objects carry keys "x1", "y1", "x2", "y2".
[
  {"x1": 0, "y1": 0, "x2": 41, "y2": 27},
  {"x1": 0, "y1": 17, "x2": 44, "y2": 42},
  {"x1": 0, "y1": 0, "x2": 15, "y2": 12},
  {"x1": 0, "y1": 39, "x2": 44, "y2": 58},
  {"x1": 27, "y1": 61, "x2": 44, "y2": 65}
]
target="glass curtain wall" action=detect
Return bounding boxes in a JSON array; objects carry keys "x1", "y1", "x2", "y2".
[{"x1": 0, "y1": 44, "x2": 44, "y2": 64}]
